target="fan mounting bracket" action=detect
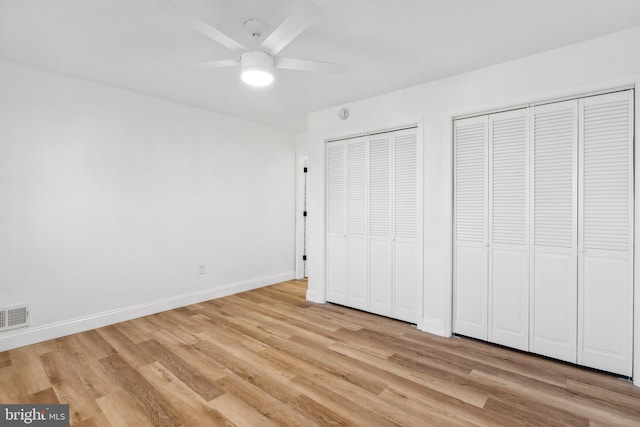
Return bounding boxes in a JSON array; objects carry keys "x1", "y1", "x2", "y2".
[{"x1": 244, "y1": 19, "x2": 269, "y2": 40}]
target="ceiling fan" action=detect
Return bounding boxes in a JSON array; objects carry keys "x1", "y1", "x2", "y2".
[{"x1": 162, "y1": 0, "x2": 347, "y2": 87}]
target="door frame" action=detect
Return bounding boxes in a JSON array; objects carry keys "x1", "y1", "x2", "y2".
[{"x1": 295, "y1": 151, "x2": 309, "y2": 279}]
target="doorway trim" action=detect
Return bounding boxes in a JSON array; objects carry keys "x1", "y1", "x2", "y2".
[{"x1": 295, "y1": 151, "x2": 309, "y2": 279}]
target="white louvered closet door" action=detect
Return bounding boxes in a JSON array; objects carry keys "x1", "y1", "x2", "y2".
[
  {"x1": 393, "y1": 129, "x2": 419, "y2": 323},
  {"x1": 326, "y1": 141, "x2": 347, "y2": 304},
  {"x1": 488, "y1": 109, "x2": 529, "y2": 351},
  {"x1": 346, "y1": 137, "x2": 368, "y2": 310},
  {"x1": 531, "y1": 100, "x2": 578, "y2": 363},
  {"x1": 454, "y1": 116, "x2": 489, "y2": 340},
  {"x1": 369, "y1": 132, "x2": 393, "y2": 317},
  {"x1": 578, "y1": 90, "x2": 634, "y2": 376},
  {"x1": 327, "y1": 128, "x2": 422, "y2": 323}
]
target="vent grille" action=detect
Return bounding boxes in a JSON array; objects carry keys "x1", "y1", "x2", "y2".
[
  {"x1": 582, "y1": 97, "x2": 631, "y2": 251},
  {"x1": 491, "y1": 113, "x2": 528, "y2": 245},
  {"x1": 533, "y1": 103, "x2": 576, "y2": 248},
  {"x1": 0, "y1": 305, "x2": 30, "y2": 332},
  {"x1": 370, "y1": 134, "x2": 391, "y2": 237},
  {"x1": 327, "y1": 143, "x2": 345, "y2": 234},
  {"x1": 347, "y1": 139, "x2": 367, "y2": 235},
  {"x1": 394, "y1": 131, "x2": 418, "y2": 239},
  {"x1": 455, "y1": 119, "x2": 487, "y2": 242}
]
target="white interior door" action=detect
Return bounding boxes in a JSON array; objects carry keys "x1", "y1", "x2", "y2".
[
  {"x1": 346, "y1": 137, "x2": 368, "y2": 310},
  {"x1": 393, "y1": 129, "x2": 419, "y2": 323},
  {"x1": 488, "y1": 109, "x2": 529, "y2": 351},
  {"x1": 578, "y1": 90, "x2": 634, "y2": 376},
  {"x1": 303, "y1": 157, "x2": 308, "y2": 278},
  {"x1": 454, "y1": 116, "x2": 489, "y2": 340},
  {"x1": 530, "y1": 100, "x2": 578, "y2": 363},
  {"x1": 327, "y1": 141, "x2": 347, "y2": 304},
  {"x1": 369, "y1": 133, "x2": 393, "y2": 317}
]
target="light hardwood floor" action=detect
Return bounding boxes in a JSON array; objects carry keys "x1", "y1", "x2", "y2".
[{"x1": 1, "y1": 279, "x2": 639, "y2": 426}]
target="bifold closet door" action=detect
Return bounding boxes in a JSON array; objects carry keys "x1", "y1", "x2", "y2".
[
  {"x1": 454, "y1": 90, "x2": 633, "y2": 376},
  {"x1": 530, "y1": 100, "x2": 578, "y2": 364},
  {"x1": 327, "y1": 128, "x2": 420, "y2": 324},
  {"x1": 393, "y1": 129, "x2": 419, "y2": 323},
  {"x1": 326, "y1": 141, "x2": 347, "y2": 304},
  {"x1": 326, "y1": 137, "x2": 369, "y2": 309},
  {"x1": 488, "y1": 109, "x2": 529, "y2": 351},
  {"x1": 454, "y1": 116, "x2": 489, "y2": 340},
  {"x1": 369, "y1": 132, "x2": 393, "y2": 317},
  {"x1": 346, "y1": 137, "x2": 368, "y2": 310},
  {"x1": 368, "y1": 129, "x2": 419, "y2": 322},
  {"x1": 578, "y1": 90, "x2": 634, "y2": 376}
]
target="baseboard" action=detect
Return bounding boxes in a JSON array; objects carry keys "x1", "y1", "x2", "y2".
[
  {"x1": 419, "y1": 316, "x2": 451, "y2": 338},
  {"x1": 306, "y1": 288, "x2": 326, "y2": 304},
  {"x1": 0, "y1": 271, "x2": 294, "y2": 352}
]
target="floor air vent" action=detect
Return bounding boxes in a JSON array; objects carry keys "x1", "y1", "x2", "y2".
[{"x1": 0, "y1": 305, "x2": 30, "y2": 332}]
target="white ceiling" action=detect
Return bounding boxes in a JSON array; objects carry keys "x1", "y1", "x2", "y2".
[{"x1": 1, "y1": 0, "x2": 640, "y2": 132}]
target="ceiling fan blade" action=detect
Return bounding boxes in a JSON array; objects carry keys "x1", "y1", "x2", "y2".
[
  {"x1": 275, "y1": 57, "x2": 347, "y2": 74},
  {"x1": 260, "y1": 1, "x2": 321, "y2": 55},
  {"x1": 161, "y1": 1, "x2": 246, "y2": 53},
  {"x1": 190, "y1": 58, "x2": 241, "y2": 70}
]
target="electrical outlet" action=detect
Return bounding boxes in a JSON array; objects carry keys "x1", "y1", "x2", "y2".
[{"x1": 198, "y1": 264, "x2": 206, "y2": 275}]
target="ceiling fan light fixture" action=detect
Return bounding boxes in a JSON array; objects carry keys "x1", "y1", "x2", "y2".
[
  {"x1": 241, "y1": 69, "x2": 274, "y2": 87},
  {"x1": 241, "y1": 51, "x2": 274, "y2": 87}
]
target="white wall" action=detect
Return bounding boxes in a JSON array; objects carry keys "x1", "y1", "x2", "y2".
[
  {"x1": 0, "y1": 59, "x2": 296, "y2": 351},
  {"x1": 296, "y1": 131, "x2": 309, "y2": 152},
  {"x1": 306, "y1": 25, "x2": 640, "y2": 384}
]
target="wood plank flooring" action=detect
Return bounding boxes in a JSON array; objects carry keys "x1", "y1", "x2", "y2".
[{"x1": 1, "y1": 279, "x2": 639, "y2": 426}]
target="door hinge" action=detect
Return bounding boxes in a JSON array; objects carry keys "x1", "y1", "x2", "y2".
[
  {"x1": 302, "y1": 255, "x2": 307, "y2": 261},
  {"x1": 303, "y1": 211, "x2": 307, "y2": 217},
  {"x1": 303, "y1": 167, "x2": 308, "y2": 173}
]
